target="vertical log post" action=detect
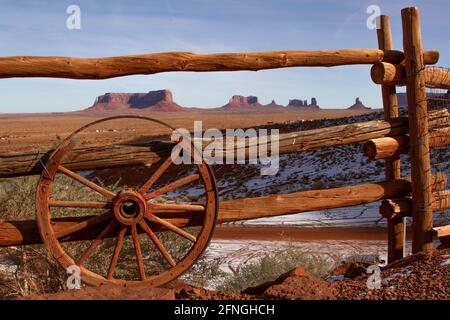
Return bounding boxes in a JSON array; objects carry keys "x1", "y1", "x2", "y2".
[
  {"x1": 377, "y1": 15, "x2": 405, "y2": 262},
  {"x1": 401, "y1": 7, "x2": 433, "y2": 253}
]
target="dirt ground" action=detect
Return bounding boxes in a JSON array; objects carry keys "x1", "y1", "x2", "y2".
[{"x1": 21, "y1": 248, "x2": 450, "y2": 300}]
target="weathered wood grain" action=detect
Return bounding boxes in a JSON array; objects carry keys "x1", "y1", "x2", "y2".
[
  {"x1": 380, "y1": 190, "x2": 450, "y2": 220},
  {"x1": 1, "y1": 109, "x2": 448, "y2": 178},
  {"x1": 363, "y1": 127, "x2": 449, "y2": 160},
  {"x1": 371, "y1": 63, "x2": 450, "y2": 90},
  {"x1": 0, "y1": 49, "x2": 438, "y2": 80},
  {"x1": 402, "y1": 7, "x2": 433, "y2": 253},
  {"x1": 0, "y1": 179, "x2": 411, "y2": 246}
]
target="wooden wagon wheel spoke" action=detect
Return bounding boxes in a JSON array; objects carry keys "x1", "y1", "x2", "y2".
[
  {"x1": 138, "y1": 155, "x2": 174, "y2": 194},
  {"x1": 149, "y1": 202, "x2": 205, "y2": 213},
  {"x1": 144, "y1": 174, "x2": 200, "y2": 200},
  {"x1": 57, "y1": 165, "x2": 116, "y2": 200},
  {"x1": 144, "y1": 212, "x2": 197, "y2": 242},
  {"x1": 131, "y1": 224, "x2": 146, "y2": 280},
  {"x1": 106, "y1": 225, "x2": 127, "y2": 280},
  {"x1": 36, "y1": 116, "x2": 218, "y2": 286},
  {"x1": 76, "y1": 220, "x2": 118, "y2": 266},
  {"x1": 49, "y1": 199, "x2": 111, "y2": 209},
  {"x1": 55, "y1": 212, "x2": 113, "y2": 239},
  {"x1": 139, "y1": 220, "x2": 177, "y2": 267}
]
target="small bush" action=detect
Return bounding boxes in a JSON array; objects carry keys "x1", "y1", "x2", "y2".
[{"x1": 217, "y1": 247, "x2": 336, "y2": 293}]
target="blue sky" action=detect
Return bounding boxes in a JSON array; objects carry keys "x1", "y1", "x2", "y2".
[{"x1": 0, "y1": 0, "x2": 449, "y2": 113}]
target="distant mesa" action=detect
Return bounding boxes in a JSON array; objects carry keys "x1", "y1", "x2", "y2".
[
  {"x1": 220, "y1": 95, "x2": 284, "y2": 111},
  {"x1": 84, "y1": 89, "x2": 372, "y2": 113},
  {"x1": 220, "y1": 95, "x2": 262, "y2": 109},
  {"x1": 86, "y1": 89, "x2": 186, "y2": 112},
  {"x1": 347, "y1": 97, "x2": 370, "y2": 110},
  {"x1": 287, "y1": 97, "x2": 320, "y2": 109}
]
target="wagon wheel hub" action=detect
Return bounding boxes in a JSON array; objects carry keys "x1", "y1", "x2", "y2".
[{"x1": 113, "y1": 189, "x2": 146, "y2": 225}]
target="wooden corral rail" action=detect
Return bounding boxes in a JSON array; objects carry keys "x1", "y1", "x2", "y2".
[
  {"x1": 0, "y1": 179, "x2": 412, "y2": 246},
  {"x1": 432, "y1": 224, "x2": 450, "y2": 238},
  {"x1": 0, "y1": 49, "x2": 439, "y2": 80},
  {"x1": 0, "y1": 108, "x2": 448, "y2": 178},
  {"x1": 371, "y1": 63, "x2": 450, "y2": 90},
  {"x1": 402, "y1": 7, "x2": 434, "y2": 253},
  {"x1": 363, "y1": 127, "x2": 450, "y2": 160},
  {"x1": 380, "y1": 190, "x2": 450, "y2": 219},
  {"x1": 362, "y1": 108, "x2": 449, "y2": 160}
]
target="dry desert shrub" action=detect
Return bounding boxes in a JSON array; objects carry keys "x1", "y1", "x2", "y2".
[{"x1": 216, "y1": 246, "x2": 337, "y2": 293}]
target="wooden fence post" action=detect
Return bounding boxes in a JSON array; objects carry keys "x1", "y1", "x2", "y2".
[
  {"x1": 401, "y1": 7, "x2": 433, "y2": 253},
  {"x1": 376, "y1": 15, "x2": 405, "y2": 262}
]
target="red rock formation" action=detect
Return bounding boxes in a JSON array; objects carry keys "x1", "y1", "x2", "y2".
[
  {"x1": 264, "y1": 99, "x2": 284, "y2": 108},
  {"x1": 287, "y1": 97, "x2": 320, "y2": 109},
  {"x1": 86, "y1": 90, "x2": 185, "y2": 112},
  {"x1": 308, "y1": 97, "x2": 320, "y2": 109},
  {"x1": 287, "y1": 99, "x2": 306, "y2": 107},
  {"x1": 220, "y1": 95, "x2": 285, "y2": 111},
  {"x1": 221, "y1": 95, "x2": 262, "y2": 109},
  {"x1": 347, "y1": 97, "x2": 370, "y2": 110}
]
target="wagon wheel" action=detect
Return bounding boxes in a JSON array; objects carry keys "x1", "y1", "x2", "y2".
[{"x1": 35, "y1": 116, "x2": 218, "y2": 287}]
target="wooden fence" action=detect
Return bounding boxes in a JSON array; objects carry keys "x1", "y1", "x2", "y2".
[{"x1": 0, "y1": 7, "x2": 449, "y2": 263}]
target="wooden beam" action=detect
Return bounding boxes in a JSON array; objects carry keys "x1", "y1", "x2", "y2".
[
  {"x1": 382, "y1": 49, "x2": 439, "y2": 65},
  {"x1": 0, "y1": 109, "x2": 447, "y2": 178},
  {"x1": 429, "y1": 127, "x2": 450, "y2": 147},
  {"x1": 402, "y1": 7, "x2": 434, "y2": 253},
  {"x1": 0, "y1": 179, "x2": 412, "y2": 246},
  {"x1": 0, "y1": 50, "x2": 384, "y2": 79},
  {"x1": 363, "y1": 127, "x2": 449, "y2": 160},
  {"x1": 363, "y1": 136, "x2": 409, "y2": 160},
  {"x1": 218, "y1": 179, "x2": 411, "y2": 222},
  {"x1": 371, "y1": 62, "x2": 406, "y2": 86},
  {"x1": 0, "y1": 49, "x2": 439, "y2": 80},
  {"x1": 405, "y1": 172, "x2": 448, "y2": 192},
  {"x1": 432, "y1": 224, "x2": 450, "y2": 238},
  {"x1": 380, "y1": 190, "x2": 450, "y2": 219},
  {"x1": 423, "y1": 67, "x2": 450, "y2": 90},
  {"x1": 0, "y1": 117, "x2": 405, "y2": 178},
  {"x1": 371, "y1": 63, "x2": 450, "y2": 90},
  {"x1": 377, "y1": 15, "x2": 405, "y2": 262}
]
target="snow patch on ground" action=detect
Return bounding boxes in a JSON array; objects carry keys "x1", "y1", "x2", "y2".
[
  {"x1": 441, "y1": 254, "x2": 450, "y2": 266},
  {"x1": 203, "y1": 239, "x2": 394, "y2": 274}
]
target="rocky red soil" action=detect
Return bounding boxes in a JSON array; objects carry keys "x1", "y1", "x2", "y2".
[
  {"x1": 19, "y1": 248, "x2": 450, "y2": 300},
  {"x1": 333, "y1": 248, "x2": 450, "y2": 300}
]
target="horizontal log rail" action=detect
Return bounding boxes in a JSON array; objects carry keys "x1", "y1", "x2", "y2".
[
  {"x1": 405, "y1": 173, "x2": 448, "y2": 193},
  {"x1": 380, "y1": 189, "x2": 450, "y2": 219},
  {"x1": 0, "y1": 49, "x2": 439, "y2": 80},
  {"x1": 363, "y1": 127, "x2": 450, "y2": 160},
  {"x1": 424, "y1": 67, "x2": 450, "y2": 90},
  {"x1": 0, "y1": 179, "x2": 411, "y2": 246},
  {"x1": 371, "y1": 63, "x2": 450, "y2": 89},
  {"x1": 0, "y1": 109, "x2": 448, "y2": 178},
  {"x1": 363, "y1": 136, "x2": 409, "y2": 160},
  {"x1": 432, "y1": 224, "x2": 450, "y2": 238}
]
